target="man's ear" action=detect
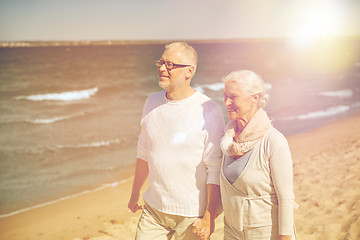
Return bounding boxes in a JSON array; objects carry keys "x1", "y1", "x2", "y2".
[{"x1": 186, "y1": 66, "x2": 195, "y2": 79}]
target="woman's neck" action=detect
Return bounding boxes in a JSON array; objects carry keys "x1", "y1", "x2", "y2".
[
  {"x1": 235, "y1": 119, "x2": 248, "y2": 134},
  {"x1": 235, "y1": 108, "x2": 259, "y2": 134}
]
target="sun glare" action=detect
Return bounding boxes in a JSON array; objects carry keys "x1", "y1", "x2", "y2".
[
  {"x1": 287, "y1": 1, "x2": 358, "y2": 74},
  {"x1": 292, "y1": 2, "x2": 345, "y2": 47}
]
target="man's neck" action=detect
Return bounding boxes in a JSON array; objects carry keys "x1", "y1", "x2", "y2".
[{"x1": 166, "y1": 87, "x2": 196, "y2": 101}]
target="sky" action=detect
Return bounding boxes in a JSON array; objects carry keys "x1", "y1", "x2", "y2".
[{"x1": 0, "y1": 0, "x2": 359, "y2": 42}]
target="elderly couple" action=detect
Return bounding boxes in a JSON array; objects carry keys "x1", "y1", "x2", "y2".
[{"x1": 128, "y1": 42, "x2": 296, "y2": 240}]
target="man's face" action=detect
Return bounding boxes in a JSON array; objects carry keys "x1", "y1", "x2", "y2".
[{"x1": 157, "y1": 47, "x2": 190, "y2": 91}]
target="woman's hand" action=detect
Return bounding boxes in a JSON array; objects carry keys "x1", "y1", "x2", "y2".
[{"x1": 192, "y1": 217, "x2": 212, "y2": 240}]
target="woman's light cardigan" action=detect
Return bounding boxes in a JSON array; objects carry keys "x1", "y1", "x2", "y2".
[{"x1": 220, "y1": 126, "x2": 295, "y2": 235}]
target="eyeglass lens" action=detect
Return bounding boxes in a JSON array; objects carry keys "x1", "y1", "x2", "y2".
[{"x1": 156, "y1": 60, "x2": 174, "y2": 69}]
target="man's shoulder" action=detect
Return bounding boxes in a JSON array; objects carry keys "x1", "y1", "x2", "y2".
[
  {"x1": 194, "y1": 92, "x2": 222, "y2": 110},
  {"x1": 144, "y1": 90, "x2": 166, "y2": 107},
  {"x1": 141, "y1": 90, "x2": 166, "y2": 116},
  {"x1": 194, "y1": 91, "x2": 217, "y2": 104},
  {"x1": 147, "y1": 90, "x2": 166, "y2": 101},
  {"x1": 194, "y1": 91, "x2": 211, "y2": 100}
]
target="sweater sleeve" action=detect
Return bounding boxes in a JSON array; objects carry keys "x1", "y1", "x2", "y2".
[
  {"x1": 136, "y1": 97, "x2": 151, "y2": 162},
  {"x1": 136, "y1": 123, "x2": 148, "y2": 162},
  {"x1": 203, "y1": 103, "x2": 225, "y2": 185},
  {"x1": 269, "y1": 131, "x2": 295, "y2": 235}
]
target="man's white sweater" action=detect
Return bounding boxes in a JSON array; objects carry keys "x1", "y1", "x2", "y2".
[{"x1": 137, "y1": 90, "x2": 225, "y2": 217}]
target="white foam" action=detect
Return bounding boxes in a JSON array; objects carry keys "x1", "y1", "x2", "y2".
[
  {"x1": 319, "y1": 89, "x2": 353, "y2": 98},
  {"x1": 205, "y1": 83, "x2": 224, "y2": 91},
  {"x1": 56, "y1": 138, "x2": 121, "y2": 149},
  {"x1": 194, "y1": 85, "x2": 204, "y2": 93},
  {"x1": 194, "y1": 83, "x2": 224, "y2": 93},
  {"x1": 27, "y1": 112, "x2": 85, "y2": 124},
  {"x1": 283, "y1": 105, "x2": 350, "y2": 120},
  {"x1": 194, "y1": 82, "x2": 272, "y2": 93},
  {"x1": 0, "y1": 177, "x2": 133, "y2": 219},
  {"x1": 15, "y1": 87, "x2": 98, "y2": 101}
]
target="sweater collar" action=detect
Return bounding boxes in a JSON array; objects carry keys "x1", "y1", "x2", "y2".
[{"x1": 163, "y1": 90, "x2": 199, "y2": 104}]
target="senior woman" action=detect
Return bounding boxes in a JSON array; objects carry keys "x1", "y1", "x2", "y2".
[{"x1": 220, "y1": 70, "x2": 295, "y2": 240}]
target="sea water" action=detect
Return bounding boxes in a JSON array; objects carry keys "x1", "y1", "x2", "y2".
[{"x1": 0, "y1": 40, "x2": 359, "y2": 217}]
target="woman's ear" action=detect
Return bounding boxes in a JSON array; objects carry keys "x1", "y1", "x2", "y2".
[{"x1": 252, "y1": 93, "x2": 259, "y2": 103}]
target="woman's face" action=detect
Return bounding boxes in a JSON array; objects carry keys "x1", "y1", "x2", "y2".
[{"x1": 224, "y1": 81, "x2": 256, "y2": 122}]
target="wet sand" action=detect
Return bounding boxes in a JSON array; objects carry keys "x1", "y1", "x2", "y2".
[{"x1": 1, "y1": 112, "x2": 359, "y2": 240}]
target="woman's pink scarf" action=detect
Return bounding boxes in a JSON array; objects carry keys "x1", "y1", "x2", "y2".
[{"x1": 220, "y1": 108, "x2": 272, "y2": 158}]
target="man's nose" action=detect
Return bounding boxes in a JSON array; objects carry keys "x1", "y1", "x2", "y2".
[
  {"x1": 159, "y1": 63, "x2": 167, "y2": 71},
  {"x1": 224, "y1": 98, "x2": 231, "y2": 106}
]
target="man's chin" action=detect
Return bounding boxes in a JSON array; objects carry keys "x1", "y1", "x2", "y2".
[{"x1": 158, "y1": 81, "x2": 169, "y2": 90}]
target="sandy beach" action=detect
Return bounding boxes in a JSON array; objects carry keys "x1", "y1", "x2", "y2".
[{"x1": 1, "y1": 112, "x2": 359, "y2": 240}]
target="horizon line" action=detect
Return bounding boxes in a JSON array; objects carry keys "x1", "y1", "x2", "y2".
[{"x1": 1, "y1": 35, "x2": 359, "y2": 48}]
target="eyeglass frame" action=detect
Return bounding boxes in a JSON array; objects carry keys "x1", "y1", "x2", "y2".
[{"x1": 156, "y1": 59, "x2": 192, "y2": 70}]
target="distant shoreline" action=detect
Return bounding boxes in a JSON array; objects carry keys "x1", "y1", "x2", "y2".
[{"x1": 1, "y1": 36, "x2": 359, "y2": 48}]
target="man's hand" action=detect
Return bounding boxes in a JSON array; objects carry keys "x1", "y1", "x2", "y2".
[
  {"x1": 192, "y1": 216, "x2": 213, "y2": 240},
  {"x1": 128, "y1": 193, "x2": 143, "y2": 213},
  {"x1": 128, "y1": 158, "x2": 148, "y2": 213},
  {"x1": 192, "y1": 184, "x2": 221, "y2": 239},
  {"x1": 279, "y1": 235, "x2": 292, "y2": 240}
]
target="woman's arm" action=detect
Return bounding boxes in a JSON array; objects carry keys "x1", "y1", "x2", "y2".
[{"x1": 269, "y1": 132, "x2": 295, "y2": 237}]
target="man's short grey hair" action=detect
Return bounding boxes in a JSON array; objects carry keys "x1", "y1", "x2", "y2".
[
  {"x1": 222, "y1": 70, "x2": 270, "y2": 108},
  {"x1": 165, "y1": 42, "x2": 198, "y2": 71}
]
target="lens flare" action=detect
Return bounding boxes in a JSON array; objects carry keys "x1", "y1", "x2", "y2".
[{"x1": 291, "y1": 1, "x2": 346, "y2": 47}]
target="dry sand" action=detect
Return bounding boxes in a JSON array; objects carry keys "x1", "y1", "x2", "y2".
[{"x1": 1, "y1": 112, "x2": 359, "y2": 240}]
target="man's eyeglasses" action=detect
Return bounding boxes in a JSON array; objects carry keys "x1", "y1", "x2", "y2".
[{"x1": 156, "y1": 60, "x2": 191, "y2": 70}]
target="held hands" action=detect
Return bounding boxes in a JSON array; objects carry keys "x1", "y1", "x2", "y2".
[
  {"x1": 128, "y1": 193, "x2": 143, "y2": 213},
  {"x1": 278, "y1": 235, "x2": 292, "y2": 240},
  {"x1": 192, "y1": 216, "x2": 214, "y2": 240}
]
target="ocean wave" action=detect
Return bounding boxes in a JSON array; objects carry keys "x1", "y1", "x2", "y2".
[
  {"x1": 194, "y1": 82, "x2": 272, "y2": 93},
  {"x1": 0, "y1": 177, "x2": 133, "y2": 218},
  {"x1": 55, "y1": 138, "x2": 123, "y2": 149},
  {"x1": 319, "y1": 89, "x2": 353, "y2": 98},
  {"x1": 282, "y1": 105, "x2": 350, "y2": 121},
  {"x1": 194, "y1": 83, "x2": 224, "y2": 93},
  {"x1": 15, "y1": 87, "x2": 98, "y2": 101},
  {"x1": 26, "y1": 112, "x2": 85, "y2": 124}
]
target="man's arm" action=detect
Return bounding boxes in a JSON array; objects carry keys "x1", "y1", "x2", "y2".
[
  {"x1": 193, "y1": 103, "x2": 224, "y2": 239},
  {"x1": 128, "y1": 158, "x2": 149, "y2": 213},
  {"x1": 192, "y1": 183, "x2": 222, "y2": 240}
]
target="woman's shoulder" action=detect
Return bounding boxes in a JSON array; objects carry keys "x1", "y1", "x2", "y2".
[
  {"x1": 261, "y1": 126, "x2": 289, "y2": 151},
  {"x1": 264, "y1": 126, "x2": 286, "y2": 141}
]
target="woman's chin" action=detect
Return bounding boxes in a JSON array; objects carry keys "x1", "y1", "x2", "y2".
[{"x1": 227, "y1": 113, "x2": 238, "y2": 121}]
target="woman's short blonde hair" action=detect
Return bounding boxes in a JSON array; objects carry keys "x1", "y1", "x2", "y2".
[{"x1": 222, "y1": 70, "x2": 270, "y2": 108}]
